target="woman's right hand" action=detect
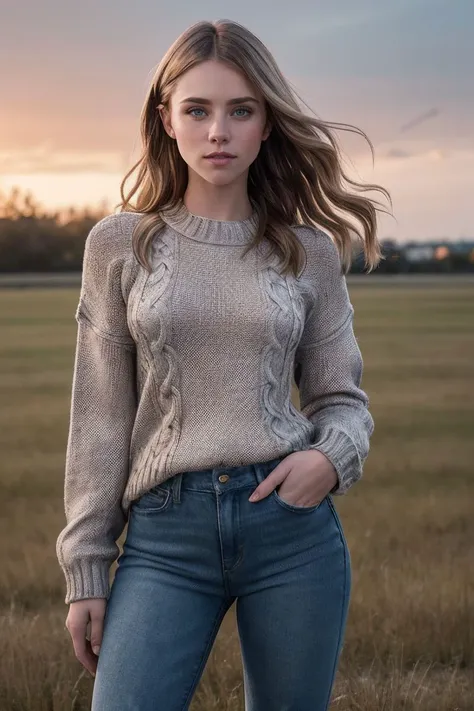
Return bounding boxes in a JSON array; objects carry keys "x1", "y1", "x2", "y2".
[{"x1": 65, "y1": 598, "x2": 107, "y2": 677}]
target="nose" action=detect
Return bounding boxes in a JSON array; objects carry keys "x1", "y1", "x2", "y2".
[{"x1": 208, "y1": 116, "x2": 230, "y2": 145}]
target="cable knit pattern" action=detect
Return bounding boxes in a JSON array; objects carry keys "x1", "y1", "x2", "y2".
[
  {"x1": 258, "y1": 251, "x2": 314, "y2": 451},
  {"x1": 123, "y1": 229, "x2": 182, "y2": 505},
  {"x1": 56, "y1": 200, "x2": 374, "y2": 603}
]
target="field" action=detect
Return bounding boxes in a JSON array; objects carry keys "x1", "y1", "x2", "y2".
[{"x1": 1, "y1": 279, "x2": 473, "y2": 710}]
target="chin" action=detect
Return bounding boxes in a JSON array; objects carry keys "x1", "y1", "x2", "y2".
[
  {"x1": 198, "y1": 169, "x2": 240, "y2": 186},
  {"x1": 205, "y1": 176, "x2": 239, "y2": 186}
]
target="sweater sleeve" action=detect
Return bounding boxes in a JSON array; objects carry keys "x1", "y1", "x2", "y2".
[
  {"x1": 294, "y1": 231, "x2": 374, "y2": 496},
  {"x1": 56, "y1": 215, "x2": 138, "y2": 604}
]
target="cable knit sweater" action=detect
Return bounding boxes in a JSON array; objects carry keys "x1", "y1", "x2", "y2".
[{"x1": 56, "y1": 199, "x2": 374, "y2": 604}]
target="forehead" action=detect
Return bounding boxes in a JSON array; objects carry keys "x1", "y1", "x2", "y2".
[{"x1": 172, "y1": 60, "x2": 258, "y2": 102}]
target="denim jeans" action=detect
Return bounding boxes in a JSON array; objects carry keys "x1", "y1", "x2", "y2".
[{"x1": 91, "y1": 455, "x2": 351, "y2": 711}]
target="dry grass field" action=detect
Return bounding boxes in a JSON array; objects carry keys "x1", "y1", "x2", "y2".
[{"x1": 0, "y1": 279, "x2": 473, "y2": 710}]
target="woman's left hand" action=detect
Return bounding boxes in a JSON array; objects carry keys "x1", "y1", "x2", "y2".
[{"x1": 248, "y1": 450, "x2": 338, "y2": 505}]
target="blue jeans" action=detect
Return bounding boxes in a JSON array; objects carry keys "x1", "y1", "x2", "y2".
[{"x1": 91, "y1": 456, "x2": 351, "y2": 711}]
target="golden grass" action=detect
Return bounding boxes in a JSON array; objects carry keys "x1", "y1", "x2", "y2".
[{"x1": 0, "y1": 281, "x2": 473, "y2": 709}]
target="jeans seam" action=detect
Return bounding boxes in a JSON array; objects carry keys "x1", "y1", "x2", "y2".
[
  {"x1": 179, "y1": 599, "x2": 230, "y2": 711},
  {"x1": 323, "y1": 497, "x2": 350, "y2": 710}
]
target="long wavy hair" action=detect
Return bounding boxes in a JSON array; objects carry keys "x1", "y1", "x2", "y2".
[{"x1": 117, "y1": 18, "x2": 392, "y2": 277}]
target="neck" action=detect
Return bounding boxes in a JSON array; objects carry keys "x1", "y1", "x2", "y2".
[
  {"x1": 180, "y1": 173, "x2": 253, "y2": 222},
  {"x1": 181, "y1": 196, "x2": 254, "y2": 222}
]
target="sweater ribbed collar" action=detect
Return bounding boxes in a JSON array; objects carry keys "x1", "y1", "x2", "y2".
[{"x1": 160, "y1": 199, "x2": 259, "y2": 245}]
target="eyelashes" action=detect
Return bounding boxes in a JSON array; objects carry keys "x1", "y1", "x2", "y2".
[{"x1": 185, "y1": 107, "x2": 253, "y2": 119}]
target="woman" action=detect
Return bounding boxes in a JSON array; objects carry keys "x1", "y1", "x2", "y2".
[{"x1": 57, "y1": 18, "x2": 391, "y2": 711}]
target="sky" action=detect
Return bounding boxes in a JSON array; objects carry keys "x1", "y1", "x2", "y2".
[{"x1": 1, "y1": 0, "x2": 472, "y2": 242}]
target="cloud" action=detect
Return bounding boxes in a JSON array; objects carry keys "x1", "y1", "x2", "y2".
[
  {"x1": 386, "y1": 148, "x2": 413, "y2": 159},
  {"x1": 0, "y1": 147, "x2": 126, "y2": 175},
  {"x1": 400, "y1": 108, "x2": 440, "y2": 133},
  {"x1": 384, "y1": 146, "x2": 448, "y2": 161}
]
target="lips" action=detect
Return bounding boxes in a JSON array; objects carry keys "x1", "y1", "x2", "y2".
[{"x1": 205, "y1": 153, "x2": 236, "y2": 159}]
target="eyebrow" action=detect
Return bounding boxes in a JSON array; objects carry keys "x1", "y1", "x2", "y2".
[{"x1": 179, "y1": 96, "x2": 259, "y2": 105}]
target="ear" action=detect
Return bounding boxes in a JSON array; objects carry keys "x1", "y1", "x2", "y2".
[
  {"x1": 262, "y1": 121, "x2": 272, "y2": 141},
  {"x1": 157, "y1": 103, "x2": 175, "y2": 139}
]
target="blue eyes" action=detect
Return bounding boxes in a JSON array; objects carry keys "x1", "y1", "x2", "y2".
[{"x1": 186, "y1": 107, "x2": 253, "y2": 119}]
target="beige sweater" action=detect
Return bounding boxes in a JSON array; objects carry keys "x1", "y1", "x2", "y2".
[{"x1": 56, "y1": 199, "x2": 374, "y2": 604}]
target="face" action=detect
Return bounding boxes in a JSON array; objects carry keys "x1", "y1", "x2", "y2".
[{"x1": 159, "y1": 59, "x2": 271, "y2": 186}]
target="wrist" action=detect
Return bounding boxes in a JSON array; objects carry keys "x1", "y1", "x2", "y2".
[{"x1": 304, "y1": 448, "x2": 338, "y2": 489}]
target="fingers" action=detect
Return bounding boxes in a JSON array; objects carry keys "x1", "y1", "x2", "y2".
[
  {"x1": 90, "y1": 607, "x2": 105, "y2": 657},
  {"x1": 249, "y1": 460, "x2": 290, "y2": 502},
  {"x1": 65, "y1": 599, "x2": 107, "y2": 678},
  {"x1": 66, "y1": 615, "x2": 98, "y2": 677}
]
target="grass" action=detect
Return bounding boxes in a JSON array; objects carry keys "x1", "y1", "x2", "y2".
[{"x1": 0, "y1": 281, "x2": 473, "y2": 710}]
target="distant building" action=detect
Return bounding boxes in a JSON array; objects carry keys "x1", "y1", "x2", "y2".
[{"x1": 404, "y1": 245, "x2": 435, "y2": 263}]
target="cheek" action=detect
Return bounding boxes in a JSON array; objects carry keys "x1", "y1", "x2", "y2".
[
  {"x1": 239, "y1": 123, "x2": 267, "y2": 153},
  {"x1": 174, "y1": 125, "x2": 191, "y2": 142},
  {"x1": 174, "y1": 131, "x2": 203, "y2": 164},
  {"x1": 172, "y1": 117, "x2": 200, "y2": 144}
]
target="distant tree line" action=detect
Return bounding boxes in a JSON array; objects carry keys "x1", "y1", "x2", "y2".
[
  {"x1": 1, "y1": 186, "x2": 473, "y2": 273},
  {"x1": 0, "y1": 187, "x2": 109, "y2": 272}
]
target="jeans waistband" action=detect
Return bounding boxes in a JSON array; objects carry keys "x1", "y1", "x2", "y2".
[{"x1": 164, "y1": 455, "x2": 286, "y2": 500}]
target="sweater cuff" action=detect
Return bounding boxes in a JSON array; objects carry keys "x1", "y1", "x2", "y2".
[
  {"x1": 63, "y1": 560, "x2": 111, "y2": 604},
  {"x1": 307, "y1": 426, "x2": 362, "y2": 496}
]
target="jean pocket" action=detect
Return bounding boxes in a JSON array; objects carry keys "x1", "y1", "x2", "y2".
[
  {"x1": 132, "y1": 484, "x2": 172, "y2": 515},
  {"x1": 272, "y1": 487, "x2": 325, "y2": 514}
]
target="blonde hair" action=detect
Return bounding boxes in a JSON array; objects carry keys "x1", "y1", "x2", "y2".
[{"x1": 117, "y1": 18, "x2": 392, "y2": 277}]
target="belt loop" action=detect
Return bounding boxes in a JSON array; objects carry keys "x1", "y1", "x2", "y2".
[
  {"x1": 254, "y1": 463, "x2": 265, "y2": 485},
  {"x1": 171, "y1": 472, "x2": 182, "y2": 504}
]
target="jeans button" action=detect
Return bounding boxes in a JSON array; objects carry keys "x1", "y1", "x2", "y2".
[{"x1": 218, "y1": 474, "x2": 230, "y2": 483}]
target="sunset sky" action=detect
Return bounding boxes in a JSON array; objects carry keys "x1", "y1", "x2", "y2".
[{"x1": 2, "y1": 0, "x2": 472, "y2": 242}]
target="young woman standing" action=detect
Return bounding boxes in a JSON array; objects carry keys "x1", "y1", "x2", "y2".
[{"x1": 57, "y1": 18, "x2": 390, "y2": 711}]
